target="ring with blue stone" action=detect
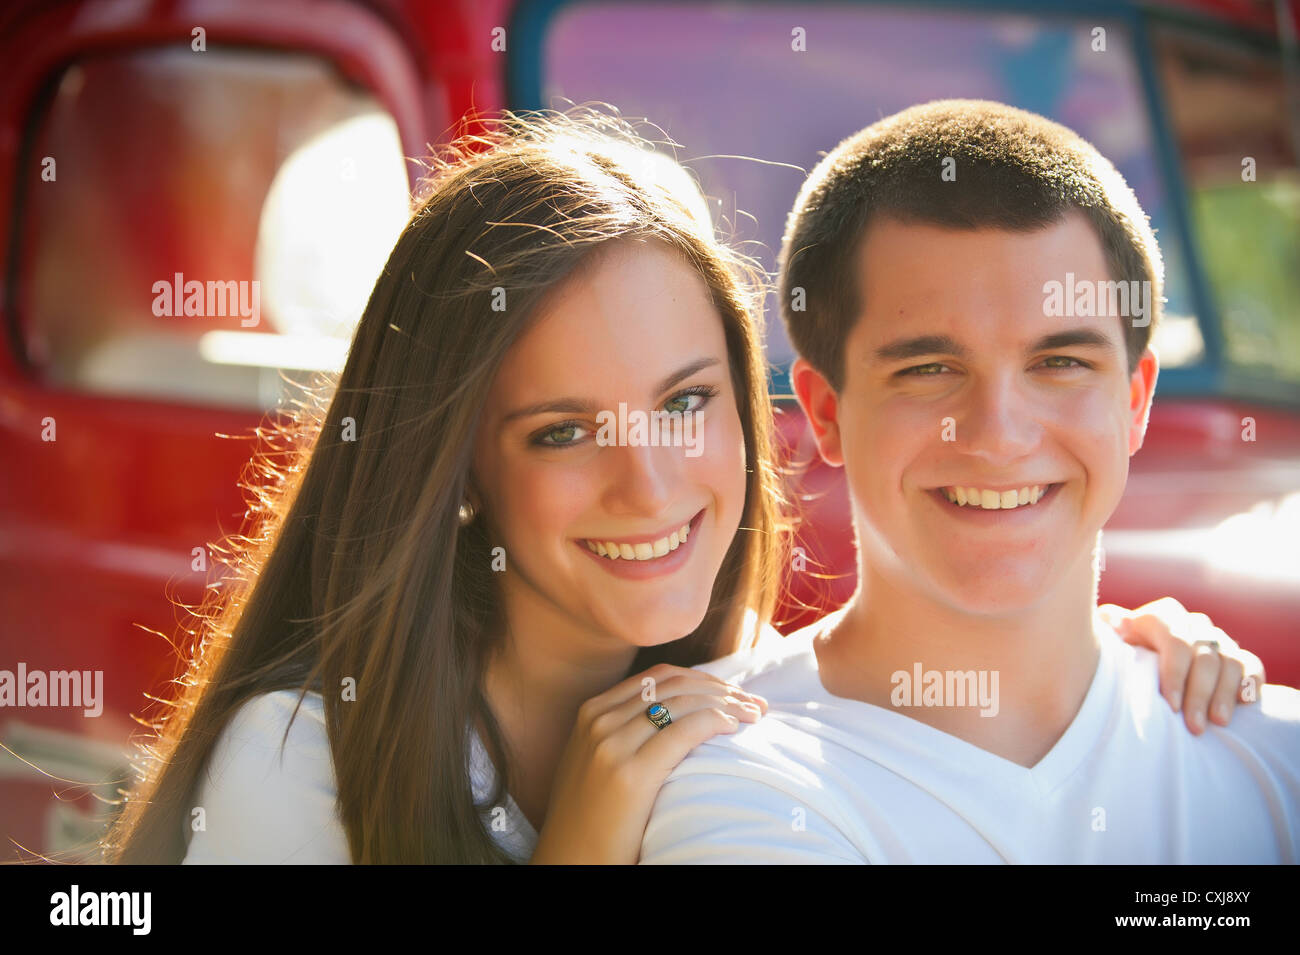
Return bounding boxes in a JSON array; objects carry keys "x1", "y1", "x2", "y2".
[{"x1": 646, "y1": 701, "x2": 672, "y2": 729}]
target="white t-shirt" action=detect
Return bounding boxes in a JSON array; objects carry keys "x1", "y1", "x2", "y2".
[
  {"x1": 179, "y1": 609, "x2": 780, "y2": 863},
  {"x1": 180, "y1": 690, "x2": 537, "y2": 863},
  {"x1": 640, "y1": 610, "x2": 1300, "y2": 864}
]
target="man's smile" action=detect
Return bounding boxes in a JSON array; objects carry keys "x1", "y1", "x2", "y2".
[
  {"x1": 926, "y1": 483, "x2": 1065, "y2": 518},
  {"x1": 937, "y1": 483, "x2": 1063, "y2": 509}
]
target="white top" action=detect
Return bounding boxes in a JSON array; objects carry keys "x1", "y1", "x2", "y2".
[
  {"x1": 178, "y1": 608, "x2": 780, "y2": 863},
  {"x1": 640, "y1": 610, "x2": 1300, "y2": 864},
  {"x1": 180, "y1": 690, "x2": 537, "y2": 863}
]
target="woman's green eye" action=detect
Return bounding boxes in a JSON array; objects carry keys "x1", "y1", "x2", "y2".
[
  {"x1": 532, "y1": 387, "x2": 714, "y2": 448},
  {"x1": 663, "y1": 386, "x2": 717, "y2": 415},
  {"x1": 537, "y1": 423, "x2": 584, "y2": 446}
]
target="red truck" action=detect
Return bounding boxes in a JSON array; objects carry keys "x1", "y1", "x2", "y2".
[{"x1": 1, "y1": 0, "x2": 1297, "y2": 860}]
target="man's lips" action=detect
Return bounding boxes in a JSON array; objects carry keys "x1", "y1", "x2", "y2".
[{"x1": 928, "y1": 482, "x2": 1064, "y2": 514}]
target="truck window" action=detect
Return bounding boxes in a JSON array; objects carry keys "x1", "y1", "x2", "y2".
[
  {"x1": 1155, "y1": 25, "x2": 1300, "y2": 383},
  {"x1": 537, "y1": 2, "x2": 1202, "y2": 369},
  {"x1": 16, "y1": 45, "x2": 411, "y2": 410}
]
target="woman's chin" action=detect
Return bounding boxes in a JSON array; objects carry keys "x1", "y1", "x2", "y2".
[{"x1": 601, "y1": 602, "x2": 712, "y2": 650}]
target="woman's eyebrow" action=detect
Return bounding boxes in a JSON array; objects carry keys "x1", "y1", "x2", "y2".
[
  {"x1": 654, "y1": 356, "x2": 721, "y2": 395},
  {"x1": 501, "y1": 357, "x2": 722, "y2": 424},
  {"x1": 502, "y1": 396, "x2": 600, "y2": 424}
]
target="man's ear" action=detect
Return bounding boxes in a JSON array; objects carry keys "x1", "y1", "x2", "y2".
[
  {"x1": 1127, "y1": 347, "x2": 1159, "y2": 455},
  {"x1": 791, "y1": 357, "x2": 845, "y2": 467}
]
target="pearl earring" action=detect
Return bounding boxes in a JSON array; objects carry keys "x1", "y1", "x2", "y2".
[{"x1": 457, "y1": 499, "x2": 476, "y2": 526}]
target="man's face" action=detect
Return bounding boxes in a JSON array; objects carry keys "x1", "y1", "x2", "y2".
[{"x1": 793, "y1": 211, "x2": 1159, "y2": 616}]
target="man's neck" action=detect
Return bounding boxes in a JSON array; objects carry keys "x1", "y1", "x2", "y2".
[{"x1": 815, "y1": 557, "x2": 1101, "y2": 767}]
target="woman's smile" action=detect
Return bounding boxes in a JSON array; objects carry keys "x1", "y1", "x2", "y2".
[{"x1": 574, "y1": 507, "x2": 707, "y2": 579}]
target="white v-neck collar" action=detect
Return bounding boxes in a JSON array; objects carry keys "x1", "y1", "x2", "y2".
[
  {"x1": 783, "y1": 613, "x2": 1118, "y2": 797},
  {"x1": 731, "y1": 616, "x2": 1119, "y2": 862}
]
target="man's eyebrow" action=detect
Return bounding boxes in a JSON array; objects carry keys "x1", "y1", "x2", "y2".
[
  {"x1": 872, "y1": 329, "x2": 1119, "y2": 365},
  {"x1": 873, "y1": 335, "x2": 967, "y2": 363},
  {"x1": 1029, "y1": 328, "x2": 1118, "y2": 352},
  {"x1": 501, "y1": 357, "x2": 722, "y2": 424}
]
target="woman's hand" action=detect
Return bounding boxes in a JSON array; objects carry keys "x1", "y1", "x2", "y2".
[
  {"x1": 1099, "y1": 597, "x2": 1265, "y2": 735},
  {"x1": 529, "y1": 663, "x2": 768, "y2": 864}
]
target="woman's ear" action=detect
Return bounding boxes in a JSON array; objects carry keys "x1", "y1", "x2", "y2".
[
  {"x1": 791, "y1": 357, "x2": 845, "y2": 467},
  {"x1": 461, "y1": 470, "x2": 483, "y2": 515}
]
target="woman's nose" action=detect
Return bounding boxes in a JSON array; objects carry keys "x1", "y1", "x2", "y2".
[{"x1": 603, "y1": 441, "x2": 682, "y2": 516}]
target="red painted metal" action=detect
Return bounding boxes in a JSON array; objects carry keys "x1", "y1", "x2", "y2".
[{"x1": 0, "y1": 0, "x2": 1295, "y2": 859}]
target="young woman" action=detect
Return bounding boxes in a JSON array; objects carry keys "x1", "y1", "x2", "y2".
[{"x1": 103, "y1": 111, "x2": 1263, "y2": 864}]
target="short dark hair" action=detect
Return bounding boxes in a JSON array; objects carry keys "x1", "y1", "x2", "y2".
[{"x1": 778, "y1": 99, "x2": 1164, "y2": 390}]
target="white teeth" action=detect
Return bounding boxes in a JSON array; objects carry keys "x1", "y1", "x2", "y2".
[
  {"x1": 942, "y1": 485, "x2": 1050, "y2": 511},
  {"x1": 584, "y1": 519, "x2": 695, "y2": 561}
]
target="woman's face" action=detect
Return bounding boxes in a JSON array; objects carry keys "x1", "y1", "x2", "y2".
[{"x1": 472, "y1": 239, "x2": 749, "y2": 649}]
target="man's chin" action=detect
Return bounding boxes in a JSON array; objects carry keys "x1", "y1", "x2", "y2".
[{"x1": 924, "y1": 567, "x2": 1057, "y2": 618}]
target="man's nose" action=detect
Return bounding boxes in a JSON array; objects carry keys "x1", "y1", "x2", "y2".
[{"x1": 956, "y1": 374, "x2": 1041, "y2": 465}]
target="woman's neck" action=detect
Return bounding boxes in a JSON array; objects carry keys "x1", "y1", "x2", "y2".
[{"x1": 481, "y1": 586, "x2": 639, "y2": 828}]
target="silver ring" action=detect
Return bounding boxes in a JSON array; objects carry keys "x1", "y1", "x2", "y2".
[
  {"x1": 646, "y1": 702, "x2": 671, "y2": 730},
  {"x1": 1193, "y1": 639, "x2": 1221, "y2": 652}
]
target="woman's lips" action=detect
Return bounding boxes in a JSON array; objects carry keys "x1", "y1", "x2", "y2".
[{"x1": 575, "y1": 508, "x2": 705, "y2": 580}]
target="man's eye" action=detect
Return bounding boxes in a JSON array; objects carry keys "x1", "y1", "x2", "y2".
[
  {"x1": 901, "y1": 362, "x2": 949, "y2": 376},
  {"x1": 534, "y1": 422, "x2": 589, "y2": 447},
  {"x1": 1040, "y1": 356, "x2": 1087, "y2": 369}
]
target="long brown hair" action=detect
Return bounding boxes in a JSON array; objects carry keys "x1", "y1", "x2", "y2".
[{"x1": 102, "y1": 110, "x2": 785, "y2": 864}]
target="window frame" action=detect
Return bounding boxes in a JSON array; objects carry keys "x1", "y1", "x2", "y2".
[
  {"x1": 1, "y1": 0, "x2": 433, "y2": 403},
  {"x1": 509, "y1": 0, "x2": 1300, "y2": 406}
]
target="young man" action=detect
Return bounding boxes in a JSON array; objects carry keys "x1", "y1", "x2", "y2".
[{"x1": 638, "y1": 100, "x2": 1300, "y2": 864}]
